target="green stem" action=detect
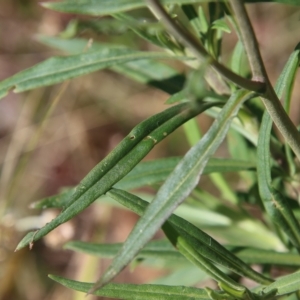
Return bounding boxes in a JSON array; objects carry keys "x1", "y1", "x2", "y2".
[
  {"x1": 229, "y1": 0, "x2": 300, "y2": 161},
  {"x1": 229, "y1": 0, "x2": 266, "y2": 82},
  {"x1": 145, "y1": 0, "x2": 265, "y2": 92}
]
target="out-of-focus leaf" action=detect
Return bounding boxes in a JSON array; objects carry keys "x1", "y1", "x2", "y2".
[
  {"x1": 211, "y1": 19, "x2": 231, "y2": 33},
  {"x1": 37, "y1": 35, "x2": 186, "y2": 95},
  {"x1": 282, "y1": 43, "x2": 300, "y2": 176},
  {"x1": 42, "y1": 0, "x2": 300, "y2": 17},
  {"x1": 49, "y1": 275, "x2": 214, "y2": 300},
  {"x1": 206, "y1": 106, "x2": 259, "y2": 146},
  {"x1": 257, "y1": 46, "x2": 300, "y2": 251},
  {"x1": 31, "y1": 188, "x2": 74, "y2": 209},
  {"x1": 64, "y1": 239, "x2": 184, "y2": 261},
  {"x1": 231, "y1": 247, "x2": 300, "y2": 266},
  {"x1": 42, "y1": 0, "x2": 221, "y2": 16},
  {"x1": 152, "y1": 266, "x2": 208, "y2": 286},
  {"x1": 230, "y1": 41, "x2": 248, "y2": 76},
  {"x1": 0, "y1": 48, "x2": 189, "y2": 99},
  {"x1": 115, "y1": 157, "x2": 255, "y2": 190},
  {"x1": 181, "y1": 4, "x2": 204, "y2": 38},
  {"x1": 113, "y1": 13, "x2": 182, "y2": 52},
  {"x1": 260, "y1": 271, "x2": 300, "y2": 296},
  {"x1": 245, "y1": 0, "x2": 300, "y2": 4}
]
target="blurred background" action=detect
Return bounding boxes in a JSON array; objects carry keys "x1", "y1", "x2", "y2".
[{"x1": 0, "y1": 0, "x2": 299, "y2": 299}]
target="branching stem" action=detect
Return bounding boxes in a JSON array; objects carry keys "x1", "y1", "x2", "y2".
[
  {"x1": 229, "y1": 0, "x2": 300, "y2": 160},
  {"x1": 146, "y1": 0, "x2": 265, "y2": 92},
  {"x1": 147, "y1": 0, "x2": 300, "y2": 160}
]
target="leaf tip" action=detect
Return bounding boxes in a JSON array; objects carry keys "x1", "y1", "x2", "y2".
[{"x1": 15, "y1": 231, "x2": 36, "y2": 252}]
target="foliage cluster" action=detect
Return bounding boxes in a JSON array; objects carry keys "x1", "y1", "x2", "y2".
[{"x1": 1, "y1": 0, "x2": 300, "y2": 299}]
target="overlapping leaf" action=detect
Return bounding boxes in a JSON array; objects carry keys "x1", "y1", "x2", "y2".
[
  {"x1": 16, "y1": 101, "x2": 216, "y2": 251},
  {"x1": 49, "y1": 275, "x2": 221, "y2": 300},
  {"x1": 42, "y1": 0, "x2": 218, "y2": 16},
  {"x1": 115, "y1": 157, "x2": 255, "y2": 190},
  {"x1": 31, "y1": 156, "x2": 255, "y2": 209},
  {"x1": 257, "y1": 45, "x2": 300, "y2": 250},
  {"x1": 37, "y1": 36, "x2": 186, "y2": 95},
  {"x1": 107, "y1": 188, "x2": 272, "y2": 285},
  {"x1": 42, "y1": 0, "x2": 300, "y2": 17},
  {"x1": 91, "y1": 90, "x2": 254, "y2": 291},
  {"x1": 0, "y1": 48, "x2": 188, "y2": 99}
]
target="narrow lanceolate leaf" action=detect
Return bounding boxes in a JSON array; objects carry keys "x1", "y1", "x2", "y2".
[
  {"x1": 31, "y1": 188, "x2": 74, "y2": 209},
  {"x1": 42, "y1": 0, "x2": 218, "y2": 16},
  {"x1": 66, "y1": 239, "x2": 300, "y2": 267},
  {"x1": 49, "y1": 275, "x2": 215, "y2": 300},
  {"x1": 231, "y1": 247, "x2": 300, "y2": 266},
  {"x1": 261, "y1": 271, "x2": 300, "y2": 296},
  {"x1": 33, "y1": 103, "x2": 188, "y2": 211},
  {"x1": 115, "y1": 157, "x2": 255, "y2": 190},
  {"x1": 277, "y1": 43, "x2": 300, "y2": 112},
  {"x1": 32, "y1": 156, "x2": 255, "y2": 210},
  {"x1": 230, "y1": 41, "x2": 247, "y2": 76},
  {"x1": 0, "y1": 48, "x2": 188, "y2": 99},
  {"x1": 37, "y1": 36, "x2": 186, "y2": 95},
  {"x1": 162, "y1": 223, "x2": 247, "y2": 297},
  {"x1": 92, "y1": 90, "x2": 255, "y2": 292},
  {"x1": 107, "y1": 189, "x2": 272, "y2": 285},
  {"x1": 63, "y1": 103, "x2": 189, "y2": 209},
  {"x1": 65, "y1": 239, "x2": 184, "y2": 261},
  {"x1": 41, "y1": 0, "x2": 300, "y2": 17},
  {"x1": 16, "y1": 102, "x2": 215, "y2": 251},
  {"x1": 257, "y1": 47, "x2": 300, "y2": 250}
]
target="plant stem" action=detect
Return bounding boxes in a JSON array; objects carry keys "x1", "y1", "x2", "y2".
[
  {"x1": 145, "y1": 0, "x2": 265, "y2": 93},
  {"x1": 229, "y1": 0, "x2": 266, "y2": 82},
  {"x1": 229, "y1": 0, "x2": 300, "y2": 160},
  {"x1": 147, "y1": 0, "x2": 300, "y2": 161}
]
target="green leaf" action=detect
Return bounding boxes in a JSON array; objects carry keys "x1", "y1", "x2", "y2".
[
  {"x1": 107, "y1": 189, "x2": 272, "y2": 285},
  {"x1": 64, "y1": 239, "x2": 184, "y2": 261},
  {"x1": 0, "y1": 48, "x2": 189, "y2": 99},
  {"x1": 162, "y1": 222, "x2": 248, "y2": 297},
  {"x1": 261, "y1": 271, "x2": 300, "y2": 296},
  {"x1": 231, "y1": 247, "x2": 300, "y2": 266},
  {"x1": 42, "y1": 0, "x2": 220, "y2": 16},
  {"x1": 181, "y1": 4, "x2": 205, "y2": 39},
  {"x1": 66, "y1": 239, "x2": 300, "y2": 270},
  {"x1": 31, "y1": 187, "x2": 74, "y2": 209},
  {"x1": 257, "y1": 46, "x2": 300, "y2": 251},
  {"x1": 16, "y1": 101, "x2": 215, "y2": 251},
  {"x1": 206, "y1": 106, "x2": 259, "y2": 146},
  {"x1": 93, "y1": 90, "x2": 253, "y2": 291},
  {"x1": 32, "y1": 156, "x2": 255, "y2": 210},
  {"x1": 49, "y1": 274, "x2": 215, "y2": 300},
  {"x1": 113, "y1": 13, "x2": 182, "y2": 52},
  {"x1": 42, "y1": 0, "x2": 300, "y2": 17},
  {"x1": 230, "y1": 41, "x2": 248, "y2": 76},
  {"x1": 282, "y1": 43, "x2": 300, "y2": 113},
  {"x1": 245, "y1": 0, "x2": 300, "y2": 4},
  {"x1": 211, "y1": 19, "x2": 231, "y2": 33},
  {"x1": 152, "y1": 266, "x2": 208, "y2": 286},
  {"x1": 37, "y1": 35, "x2": 186, "y2": 95},
  {"x1": 115, "y1": 157, "x2": 256, "y2": 190},
  {"x1": 32, "y1": 103, "x2": 188, "y2": 211}
]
